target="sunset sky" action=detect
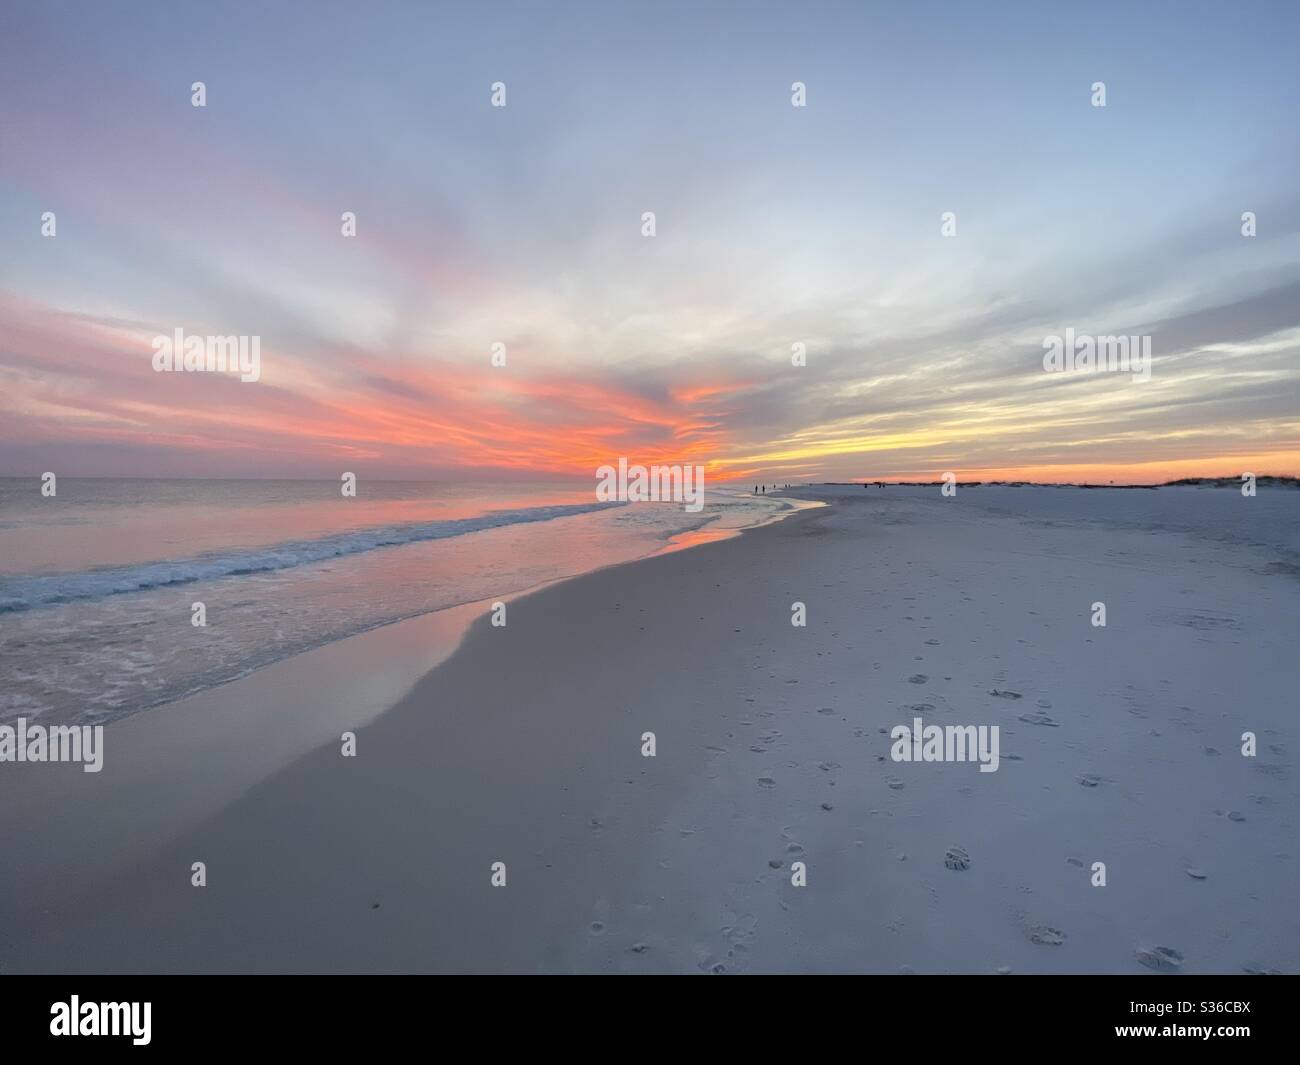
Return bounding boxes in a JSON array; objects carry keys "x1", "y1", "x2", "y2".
[{"x1": 2, "y1": 0, "x2": 1299, "y2": 484}]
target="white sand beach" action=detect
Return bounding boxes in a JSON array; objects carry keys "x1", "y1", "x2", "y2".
[{"x1": 3, "y1": 485, "x2": 1297, "y2": 974}]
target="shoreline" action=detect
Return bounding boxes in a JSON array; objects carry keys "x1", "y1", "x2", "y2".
[
  {"x1": 4, "y1": 487, "x2": 1298, "y2": 973},
  {"x1": 0, "y1": 491, "x2": 808, "y2": 730},
  {"x1": 0, "y1": 500, "x2": 811, "y2": 926}
]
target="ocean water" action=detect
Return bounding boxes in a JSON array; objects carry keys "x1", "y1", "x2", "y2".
[{"x1": 0, "y1": 478, "x2": 796, "y2": 726}]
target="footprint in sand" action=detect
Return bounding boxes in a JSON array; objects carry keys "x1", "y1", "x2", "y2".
[
  {"x1": 1066, "y1": 857, "x2": 1084, "y2": 868},
  {"x1": 989, "y1": 689, "x2": 1022, "y2": 699},
  {"x1": 1019, "y1": 712, "x2": 1058, "y2": 726},
  {"x1": 1029, "y1": 925, "x2": 1066, "y2": 946},
  {"x1": 758, "y1": 777, "x2": 776, "y2": 788},
  {"x1": 908, "y1": 674, "x2": 928, "y2": 684},
  {"x1": 1078, "y1": 773, "x2": 1105, "y2": 788},
  {"x1": 885, "y1": 777, "x2": 905, "y2": 790},
  {"x1": 1135, "y1": 946, "x2": 1184, "y2": 972},
  {"x1": 944, "y1": 845, "x2": 971, "y2": 871},
  {"x1": 1185, "y1": 867, "x2": 1207, "y2": 880},
  {"x1": 1227, "y1": 810, "x2": 1246, "y2": 822}
]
